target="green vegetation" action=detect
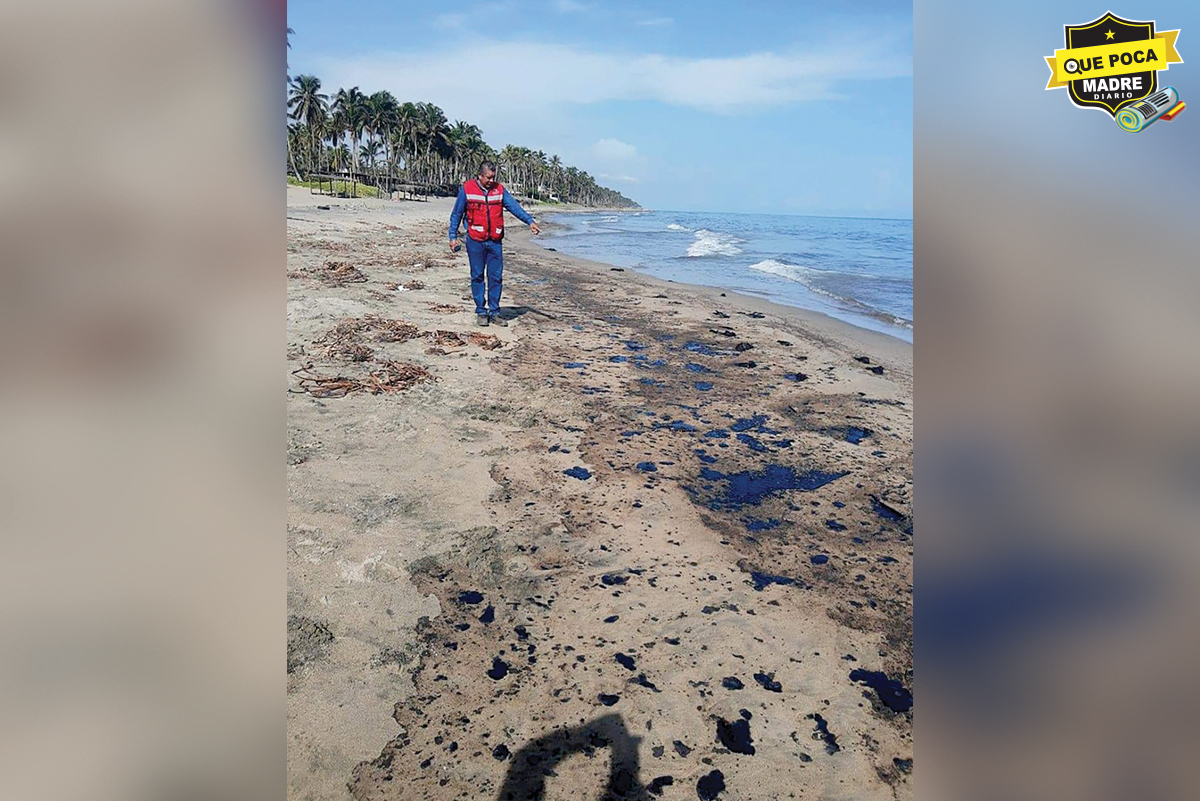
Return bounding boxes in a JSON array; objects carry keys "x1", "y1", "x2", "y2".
[
  {"x1": 287, "y1": 176, "x2": 379, "y2": 198},
  {"x1": 286, "y1": 31, "x2": 639, "y2": 209}
]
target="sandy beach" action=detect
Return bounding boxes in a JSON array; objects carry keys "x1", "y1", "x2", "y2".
[{"x1": 286, "y1": 186, "x2": 912, "y2": 800}]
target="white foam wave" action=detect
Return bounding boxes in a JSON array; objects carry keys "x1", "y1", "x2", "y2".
[
  {"x1": 686, "y1": 229, "x2": 743, "y2": 257},
  {"x1": 747, "y1": 258, "x2": 804, "y2": 280},
  {"x1": 666, "y1": 223, "x2": 689, "y2": 231},
  {"x1": 749, "y1": 260, "x2": 913, "y2": 329}
]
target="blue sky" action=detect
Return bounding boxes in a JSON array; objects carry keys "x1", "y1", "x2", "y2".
[{"x1": 287, "y1": 1, "x2": 912, "y2": 217}]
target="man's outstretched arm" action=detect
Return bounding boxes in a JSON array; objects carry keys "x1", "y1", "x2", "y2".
[{"x1": 502, "y1": 189, "x2": 540, "y2": 235}]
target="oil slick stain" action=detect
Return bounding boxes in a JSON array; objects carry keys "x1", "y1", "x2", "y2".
[
  {"x1": 736, "y1": 433, "x2": 770, "y2": 452},
  {"x1": 845, "y1": 426, "x2": 872, "y2": 444},
  {"x1": 487, "y1": 657, "x2": 509, "y2": 680},
  {"x1": 807, "y1": 713, "x2": 840, "y2": 754},
  {"x1": 647, "y1": 775, "x2": 674, "y2": 796},
  {"x1": 715, "y1": 714, "x2": 755, "y2": 754},
  {"x1": 563, "y1": 466, "x2": 592, "y2": 480},
  {"x1": 753, "y1": 672, "x2": 782, "y2": 692},
  {"x1": 693, "y1": 464, "x2": 848, "y2": 510},
  {"x1": 730, "y1": 415, "x2": 772, "y2": 433},
  {"x1": 849, "y1": 669, "x2": 913, "y2": 712},
  {"x1": 749, "y1": 571, "x2": 800, "y2": 592},
  {"x1": 683, "y1": 341, "x2": 720, "y2": 355},
  {"x1": 871, "y1": 496, "x2": 906, "y2": 522},
  {"x1": 697, "y1": 769, "x2": 726, "y2": 799},
  {"x1": 458, "y1": 591, "x2": 484, "y2": 604}
]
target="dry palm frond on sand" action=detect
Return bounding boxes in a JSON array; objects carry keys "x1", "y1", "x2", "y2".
[
  {"x1": 306, "y1": 260, "x2": 367, "y2": 286},
  {"x1": 426, "y1": 330, "x2": 466, "y2": 347},
  {"x1": 291, "y1": 361, "x2": 436, "y2": 397},
  {"x1": 467, "y1": 333, "x2": 502, "y2": 350}
]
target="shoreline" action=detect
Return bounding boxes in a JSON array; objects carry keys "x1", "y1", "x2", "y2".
[
  {"x1": 529, "y1": 211, "x2": 914, "y2": 347},
  {"x1": 287, "y1": 186, "x2": 912, "y2": 801},
  {"x1": 507, "y1": 227, "x2": 913, "y2": 366}
]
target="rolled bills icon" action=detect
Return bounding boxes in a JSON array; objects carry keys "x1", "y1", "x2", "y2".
[{"x1": 1116, "y1": 86, "x2": 1185, "y2": 132}]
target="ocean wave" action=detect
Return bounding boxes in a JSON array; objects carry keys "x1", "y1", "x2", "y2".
[
  {"x1": 747, "y1": 259, "x2": 843, "y2": 279},
  {"x1": 748, "y1": 260, "x2": 912, "y2": 329},
  {"x1": 666, "y1": 223, "x2": 690, "y2": 232},
  {"x1": 748, "y1": 258, "x2": 803, "y2": 280},
  {"x1": 686, "y1": 229, "x2": 743, "y2": 257}
]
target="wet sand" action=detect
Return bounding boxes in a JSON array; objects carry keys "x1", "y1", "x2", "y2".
[{"x1": 286, "y1": 187, "x2": 912, "y2": 800}]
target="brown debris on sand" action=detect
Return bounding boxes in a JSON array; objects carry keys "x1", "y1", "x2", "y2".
[
  {"x1": 423, "y1": 330, "x2": 502, "y2": 351},
  {"x1": 403, "y1": 279, "x2": 425, "y2": 290},
  {"x1": 326, "y1": 341, "x2": 375, "y2": 362},
  {"x1": 364, "y1": 315, "x2": 421, "y2": 342},
  {"x1": 426, "y1": 330, "x2": 467, "y2": 348},
  {"x1": 365, "y1": 360, "x2": 437, "y2": 393},
  {"x1": 291, "y1": 364, "x2": 362, "y2": 397},
  {"x1": 291, "y1": 360, "x2": 436, "y2": 397},
  {"x1": 428, "y1": 304, "x2": 462, "y2": 314},
  {"x1": 289, "y1": 260, "x2": 368, "y2": 286},
  {"x1": 311, "y1": 316, "x2": 421, "y2": 361},
  {"x1": 467, "y1": 332, "x2": 503, "y2": 350}
]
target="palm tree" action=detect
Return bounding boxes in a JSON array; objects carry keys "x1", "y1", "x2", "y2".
[
  {"x1": 447, "y1": 120, "x2": 484, "y2": 183},
  {"x1": 361, "y1": 139, "x2": 382, "y2": 190},
  {"x1": 397, "y1": 102, "x2": 420, "y2": 183},
  {"x1": 548, "y1": 155, "x2": 563, "y2": 200},
  {"x1": 366, "y1": 90, "x2": 399, "y2": 193},
  {"x1": 328, "y1": 143, "x2": 352, "y2": 192},
  {"x1": 416, "y1": 102, "x2": 449, "y2": 186},
  {"x1": 332, "y1": 86, "x2": 368, "y2": 191},
  {"x1": 287, "y1": 74, "x2": 328, "y2": 178}
]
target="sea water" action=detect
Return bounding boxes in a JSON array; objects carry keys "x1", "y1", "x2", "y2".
[{"x1": 536, "y1": 210, "x2": 913, "y2": 342}]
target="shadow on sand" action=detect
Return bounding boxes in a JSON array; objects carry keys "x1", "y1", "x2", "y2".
[{"x1": 496, "y1": 714, "x2": 650, "y2": 800}]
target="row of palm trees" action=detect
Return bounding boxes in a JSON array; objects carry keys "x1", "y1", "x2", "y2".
[{"x1": 286, "y1": 74, "x2": 639, "y2": 208}]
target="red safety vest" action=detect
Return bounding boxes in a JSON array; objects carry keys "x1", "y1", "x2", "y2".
[{"x1": 463, "y1": 178, "x2": 505, "y2": 241}]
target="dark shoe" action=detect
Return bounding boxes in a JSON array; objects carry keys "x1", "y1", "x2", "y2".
[
  {"x1": 476, "y1": 315, "x2": 489, "y2": 326},
  {"x1": 489, "y1": 314, "x2": 508, "y2": 327}
]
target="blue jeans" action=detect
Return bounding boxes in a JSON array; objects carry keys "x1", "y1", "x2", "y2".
[{"x1": 465, "y1": 238, "x2": 504, "y2": 315}]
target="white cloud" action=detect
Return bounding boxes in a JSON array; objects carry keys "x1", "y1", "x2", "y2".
[
  {"x1": 598, "y1": 173, "x2": 640, "y2": 184},
  {"x1": 592, "y1": 138, "x2": 638, "y2": 161},
  {"x1": 637, "y1": 17, "x2": 673, "y2": 26},
  {"x1": 316, "y1": 32, "x2": 911, "y2": 117}
]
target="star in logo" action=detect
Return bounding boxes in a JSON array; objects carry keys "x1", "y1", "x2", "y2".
[{"x1": 1105, "y1": 30, "x2": 1115, "y2": 40}]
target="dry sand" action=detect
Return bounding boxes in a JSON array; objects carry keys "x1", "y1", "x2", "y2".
[{"x1": 286, "y1": 186, "x2": 912, "y2": 800}]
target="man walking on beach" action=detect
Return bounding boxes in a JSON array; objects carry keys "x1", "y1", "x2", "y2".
[{"x1": 449, "y1": 161, "x2": 540, "y2": 326}]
